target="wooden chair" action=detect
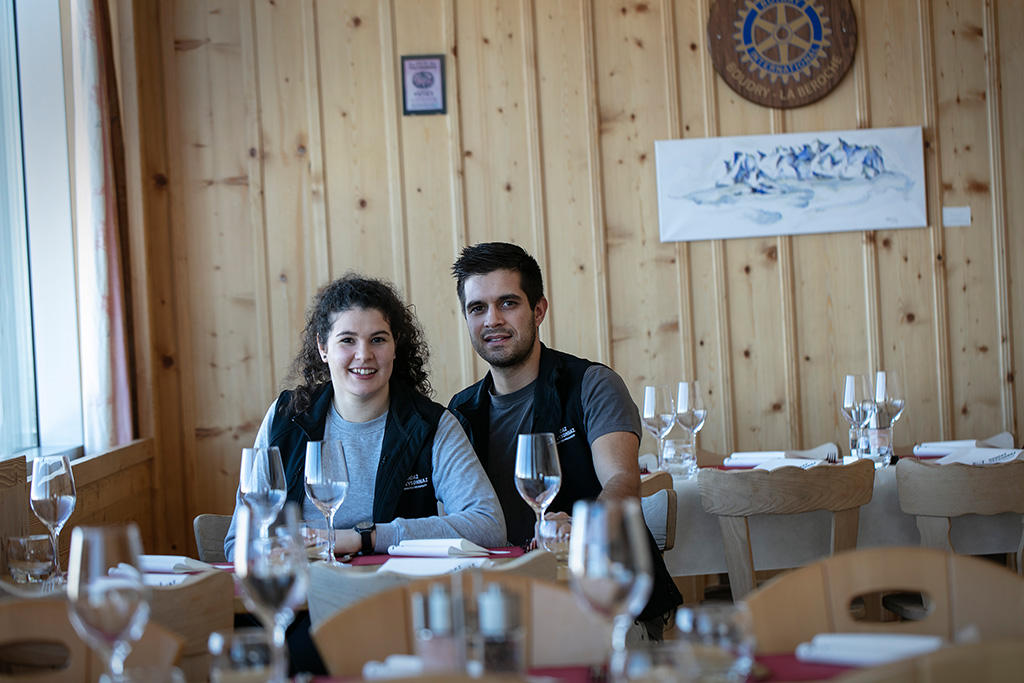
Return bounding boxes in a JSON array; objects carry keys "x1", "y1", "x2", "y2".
[
  {"x1": 697, "y1": 459, "x2": 874, "y2": 599},
  {"x1": 744, "y1": 546, "x2": 1024, "y2": 654},
  {"x1": 307, "y1": 549, "x2": 559, "y2": 629},
  {"x1": 640, "y1": 471, "x2": 677, "y2": 552},
  {"x1": 149, "y1": 570, "x2": 234, "y2": 681},
  {"x1": 311, "y1": 572, "x2": 611, "y2": 677},
  {"x1": 193, "y1": 513, "x2": 232, "y2": 563},
  {"x1": 895, "y1": 458, "x2": 1024, "y2": 572},
  {"x1": 0, "y1": 597, "x2": 182, "y2": 681},
  {"x1": 0, "y1": 456, "x2": 28, "y2": 577},
  {"x1": 833, "y1": 638, "x2": 1024, "y2": 682}
]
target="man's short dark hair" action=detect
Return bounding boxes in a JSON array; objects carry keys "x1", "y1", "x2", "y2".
[{"x1": 452, "y1": 242, "x2": 545, "y2": 311}]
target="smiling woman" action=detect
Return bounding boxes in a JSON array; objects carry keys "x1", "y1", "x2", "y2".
[{"x1": 223, "y1": 274, "x2": 506, "y2": 561}]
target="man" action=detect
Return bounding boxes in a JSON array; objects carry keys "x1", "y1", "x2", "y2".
[{"x1": 448, "y1": 241, "x2": 682, "y2": 633}]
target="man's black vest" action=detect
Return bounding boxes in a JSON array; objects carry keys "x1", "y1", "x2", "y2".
[
  {"x1": 448, "y1": 344, "x2": 603, "y2": 514},
  {"x1": 270, "y1": 382, "x2": 444, "y2": 523},
  {"x1": 449, "y1": 344, "x2": 684, "y2": 621}
]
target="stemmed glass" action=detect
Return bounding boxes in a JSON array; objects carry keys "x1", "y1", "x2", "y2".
[
  {"x1": 239, "y1": 447, "x2": 287, "y2": 536},
  {"x1": 514, "y1": 433, "x2": 562, "y2": 549},
  {"x1": 839, "y1": 374, "x2": 872, "y2": 459},
  {"x1": 234, "y1": 503, "x2": 309, "y2": 683},
  {"x1": 66, "y1": 523, "x2": 150, "y2": 681},
  {"x1": 641, "y1": 385, "x2": 675, "y2": 471},
  {"x1": 304, "y1": 440, "x2": 350, "y2": 564},
  {"x1": 30, "y1": 454, "x2": 77, "y2": 582},
  {"x1": 863, "y1": 370, "x2": 905, "y2": 467},
  {"x1": 675, "y1": 381, "x2": 707, "y2": 462},
  {"x1": 568, "y1": 499, "x2": 653, "y2": 658}
]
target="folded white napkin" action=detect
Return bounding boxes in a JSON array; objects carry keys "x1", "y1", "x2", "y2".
[
  {"x1": 362, "y1": 654, "x2": 423, "y2": 679},
  {"x1": 387, "y1": 538, "x2": 493, "y2": 558},
  {"x1": 724, "y1": 443, "x2": 838, "y2": 467},
  {"x1": 933, "y1": 448, "x2": 1023, "y2": 466},
  {"x1": 377, "y1": 556, "x2": 493, "y2": 577},
  {"x1": 139, "y1": 555, "x2": 191, "y2": 573},
  {"x1": 795, "y1": 633, "x2": 943, "y2": 667},
  {"x1": 753, "y1": 458, "x2": 819, "y2": 471},
  {"x1": 913, "y1": 431, "x2": 1014, "y2": 455}
]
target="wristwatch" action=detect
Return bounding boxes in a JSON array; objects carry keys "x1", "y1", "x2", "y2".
[{"x1": 355, "y1": 520, "x2": 375, "y2": 555}]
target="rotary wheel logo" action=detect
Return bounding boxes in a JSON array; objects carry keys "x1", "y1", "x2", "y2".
[{"x1": 734, "y1": 0, "x2": 832, "y2": 84}]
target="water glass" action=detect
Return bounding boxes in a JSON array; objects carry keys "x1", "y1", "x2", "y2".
[
  {"x1": 609, "y1": 640, "x2": 697, "y2": 683},
  {"x1": 6, "y1": 533, "x2": 55, "y2": 584},
  {"x1": 662, "y1": 436, "x2": 697, "y2": 479},
  {"x1": 536, "y1": 518, "x2": 570, "y2": 561},
  {"x1": 208, "y1": 628, "x2": 274, "y2": 683},
  {"x1": 861, "y1": 370, "x2": 905, "y2": 468},
  {"x1": 99, "y1": 666, "x2": 185, "y2": 683},
  {"x1": 675, "y1": 603, "x2": 754, "y2": 682}
]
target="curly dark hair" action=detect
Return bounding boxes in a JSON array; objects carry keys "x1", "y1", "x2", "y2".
[
  {"x1": 451, "y1": 242, "x2": 545, "y2": 312},
  {"x1": 286, "y1": 274, "x2": 432, "y2": 414}
]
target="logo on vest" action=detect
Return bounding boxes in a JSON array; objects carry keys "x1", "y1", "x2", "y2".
[
  {"x1": 555, "y1": 426, "x2": 576, "y2": 444},
  {"x1": 403, "y1": 474, "x2": 430, "y2": 491}
]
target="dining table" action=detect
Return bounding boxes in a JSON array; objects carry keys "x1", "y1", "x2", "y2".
[{"x1": 663, "y1": 459, "x2": 1023, "y2": 578}]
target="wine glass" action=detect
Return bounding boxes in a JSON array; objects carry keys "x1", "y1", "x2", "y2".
[
  {"x1": 675, "y1": 381, "x2": 707, "y2": 463},
  {"x1": 239, "y1": 447, "x2": 287, "y2": 535},
  {"x1": 234, "y1": 503, "x2": 309, "y2": 682},
  {"x1": 30, "y1": 454, "x2": 77, "y2": 582},
  {"x1": 66, "y1": 523, "x2": 150, "y2": 681},
  {"x1": 675, "y1": 603, "x2": 755, "y2": 681},
  {"x1": 568, "y1": 499, "x2": 653, "y2": 656},
  {"x1": 641, "y1": 385, "x2": 675, "y2": 471},
  {"x1": 838, "y1": 374, "x2": 872, "y2": 458},
  {"x1": 304, "y1": 440, "x2": 350, "y2": 564},
  {"x1": 514, "y1": 433, "x2": 562, "y2": 548},
  {"x1": 862, "y1": 370, "x2": 905, "y2": 467}
]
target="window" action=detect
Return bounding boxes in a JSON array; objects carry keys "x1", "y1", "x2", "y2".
[{"x1": 1, "y1": 1, "x2": 82, "y2": 461}]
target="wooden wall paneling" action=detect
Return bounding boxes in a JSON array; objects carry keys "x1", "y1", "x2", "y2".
[
  {"x1": 930, "y1": 0, "x2": 1003, "y2": 439},
  {"x1": 782, "y1": 41, "x2": 871, "y2": 451},
  {"x1": 676, "y1": 0, "x2": 732, "y2": 454},
  {"x1": 997, "y1": 0, "x2": 1023, "y2": 440},
  {"x1": 860, "y1": 1, "x2": 940, "y2": 446},
  {"x1": 252, "y1": 0, "x2": 328, "y2": 387},
  {"x1": 983, "y1": 0, "x2": 1014, "y2": 432},
  {"x1": 531, "y1": 0, "x2": 606, "y2": 363},
  {"x1": 172, "y1": 0, "x2": 262, "y2": 517},
  {"x1": 315, "y1": 1, "x2": 400, "y2": 283},
  {"x1": 393, "y1": 0, "x2": 467, "y2": 400},
  {"x1": 591, "y1": 0, "x2": 679, "y2": 439}
]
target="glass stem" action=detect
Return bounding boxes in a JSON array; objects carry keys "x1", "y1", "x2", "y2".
[
  {"x1": 848, "y1": 426, "x2": 860, "y2": 457},
  {"x1": 611, "y1": 614, "x2": 631, "y2": 652},
  {"x1": 657, "y1": 437, "x2": 666, "y2": 470},
  {"x1": 109, "y1": 640, "x2": 129, "y2": 679},
  {"x1": 534, "y1": 510, "x2": 543, "y2": 547},
  {"x1": 49, "y1": 529, "x2": 61, "y2": 574},
  {"x1": 326, "y1": 509, "x2": 337, "y2": 563},
  {"x1": 271, "y1": 622, "x2": 288, "y2": 683}
]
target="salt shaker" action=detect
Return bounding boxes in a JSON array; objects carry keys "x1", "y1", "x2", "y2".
[
  {"x1": 411, "y1": 583, "x2": 459, "y2": 672},
  {"x1": 474, "y1": 583, "x2": 525, "y2": 673}
]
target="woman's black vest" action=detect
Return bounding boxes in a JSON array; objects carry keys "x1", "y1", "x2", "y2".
[{"x1": 269, "y1": 382, "x2": 444, "y2": 523}]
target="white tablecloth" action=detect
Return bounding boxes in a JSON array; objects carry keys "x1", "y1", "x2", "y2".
[{"x1": 663, "y1": 466, "x2": 1024, "y2": 576}]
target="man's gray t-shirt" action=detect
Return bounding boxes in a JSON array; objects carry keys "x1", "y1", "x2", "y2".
[{"x1": 487, "y1": 364, "x2": 641, "y2": 544}]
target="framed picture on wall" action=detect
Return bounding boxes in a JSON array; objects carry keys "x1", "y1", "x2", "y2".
[{"x1": 401, "y1": 55, "x2": 446, "y2": 115}]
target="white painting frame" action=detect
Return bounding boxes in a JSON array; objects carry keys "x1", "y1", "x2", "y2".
[{"x1": 654, "y1": 126, "x2": 926, "y2": 242}]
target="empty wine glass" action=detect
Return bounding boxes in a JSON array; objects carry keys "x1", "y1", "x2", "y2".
[
  {"x1": 675, "y1": 381, "x2": 707, "y2": 463},
  {"x1": 642, "y1": 385, "x2": 675, "y2": 471},
  {"x1": 234, "y1": 503, "x2": 309, "y2": 682},
  {"x1": 568, "y1": 499, "x2": 653, "y2": 656},
  {"x1": 514, "y1": 433, "x2": 562, "y2": 548},
  {"x1": 304, "y1": 440, "x2": 350, "y2": 564},
  {"x1": 30, "y1": 454, "x2": 77, "y2": 582},
  {"x1": 838, "y1": 374, "x2": 872, "y2": 458},
  {"x1": 239, "y1": 447, "x2": 286, "y2": 536},
  {"x1": 66, "y1": 523, "x2": 150, "y2": 681},
  {"x1": 676, "y1": 603, "x2": 755, "y2": 681}
]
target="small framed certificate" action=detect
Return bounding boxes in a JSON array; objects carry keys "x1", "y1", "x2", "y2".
[{"x1": 401, "y1": 55, "x2": 446, "y2": 115}]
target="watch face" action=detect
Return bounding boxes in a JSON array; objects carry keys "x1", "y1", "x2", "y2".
[{"x1": 356, "y1": 521, "x2": 374, "y2": 532}]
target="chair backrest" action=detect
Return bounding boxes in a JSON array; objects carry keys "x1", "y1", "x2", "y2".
[
  {"x1": 640, "y1": 471, "x2": 677, "y2": 552},
  {"x1": 0, "y1": 456, "x2": 28, "y2": 577},
  {"x1": 193, "y1": 513, "x2": 232, "y2": 563},
  {"x1": 832, "y1": 638, "x2": 1024, "y2": 683},
  {"x1": 697, "y1": 459, "x2": 875, "y2": 599},
  {"x1": 311, "y1": 571, "x2": 611, "y2": 677},
  {"x1": 149, "y1": 570, "x2": 234, "y2": 681},
  {"x1": 895, "y1": 459, "x2": 1024, "y2": 571},
  {"x1": 308, "y1": 550, "x2": 560, "y2": 629},
  {"x1": 0, "y1": 597, "x2": 182, "y2": 681},
  {"x1": 744, "y1": 546, "x2": 1024, "y2": 654}
]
